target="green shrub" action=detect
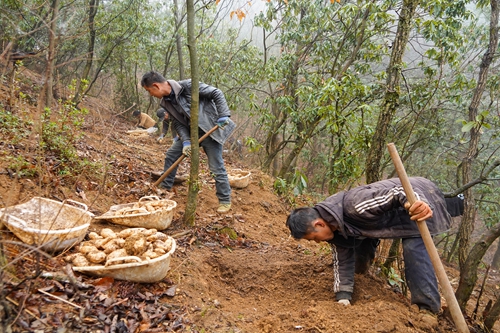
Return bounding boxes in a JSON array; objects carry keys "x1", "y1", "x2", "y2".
[{"x1": 0, "y1": 109, "x2": 32, "y2": 142}]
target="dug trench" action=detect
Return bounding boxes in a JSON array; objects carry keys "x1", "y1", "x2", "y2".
[{"x1": 0, "y1": 106, "x2": 479, "y2": 333}]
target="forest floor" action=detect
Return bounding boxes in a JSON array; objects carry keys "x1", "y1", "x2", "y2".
[{"x1": 0, "y1": 66, "x2": 498, "y2": 333}]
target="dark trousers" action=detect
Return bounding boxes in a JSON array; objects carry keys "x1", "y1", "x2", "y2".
[
  {"x1": 354, "y1": 237, "x2": 440, "y2": 313},
  {"x1": 403, "y1": 237, "x2": 441, "y2": 313},
  {"x1": 161, "y1": 136, "x2": 231, "y2": 204},
  {"x1": 354, "y1": 238, "x2": 379, "y2": 274}
]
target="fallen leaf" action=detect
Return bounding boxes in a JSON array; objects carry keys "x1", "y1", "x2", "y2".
[{"x1": 165, "y1": 285, "x2": 177, "y2": 297}]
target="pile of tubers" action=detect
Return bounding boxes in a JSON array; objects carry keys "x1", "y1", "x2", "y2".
[
  {"x1": 113, "y1": 200, "x2": 173, "y2": 216},
  {"x1": 126, "y1": 129, "x2": 149, "y2": 137},
  {"x1": 65, "y1": 228, "x2": 173, "y2": 267}
]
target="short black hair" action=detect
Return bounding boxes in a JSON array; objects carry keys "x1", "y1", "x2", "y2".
[
  {"x1": 141, "y1": 71, "x2": 167, "y2": 87},
  {"x1": 132, "y1": 110, "x2": 141, "y2": 117},
  {"x1": 156, "y1": 108, "x2": 166, "y2": 120},
  {"x1": 286, "y1": 207, "x2": 319, "y2": 239}
]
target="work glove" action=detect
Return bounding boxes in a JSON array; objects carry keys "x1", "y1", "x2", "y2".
[
  {"x1": 182, "y1": 141, "x2": 191, "y2": 157},
  {"x1": 338, "y1": 299, "x2": 351, "y2": 306},
  {"x1": 404, "y1": 200, "x2": 433, "y2": 222},
  {"x1": 157, "y1": 134, "x2": 165, "y2": 142},
  {"x1": 216, "y1": 116, "x2": 229, "y2": 129}
]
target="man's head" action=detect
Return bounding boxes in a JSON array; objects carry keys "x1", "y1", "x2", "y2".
[
  {"x1": 286, "y1": 207, "x2": 334, "y2": 243},
  {"x1": 141, "y1": 71, "x2": 171, "y2": 98},
  {"x1": 132, "y1": 110, "x2": 141, "y2": 117},
  {"x1": 156, "y1": 108, "x2": 167, "y2": 122}
]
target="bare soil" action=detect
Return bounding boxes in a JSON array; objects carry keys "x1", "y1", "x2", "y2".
[{"x1": 0, "y1": 68, "x2": 493, "y2": 333}]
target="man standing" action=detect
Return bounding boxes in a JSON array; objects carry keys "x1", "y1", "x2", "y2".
[
  {"x1": 286, "y1": 177, "x2": 463, "y2": 318},
  {"x1": 141, "y1": 71, "x2": 235, "y2": 213}
]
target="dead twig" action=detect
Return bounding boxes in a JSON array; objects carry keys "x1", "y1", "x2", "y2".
[
  {"x1": 105, "y1": 297, "x2": 129, "y2": 313},
  {"x1": 473, "y1": 263, "x2": 491, "y2": 320},
  {"x1": 114, "y1": 103, "x2": 137, "y2": 117},
  {"x1": 170, "y1": 230, "x2": 192, "y2": 239},
  {"x1": 37, "y1": 288, "x2": 84, "y2": 310},
  {"x1": 6, "y1": 295, "x2": 47, "y2": 325}
]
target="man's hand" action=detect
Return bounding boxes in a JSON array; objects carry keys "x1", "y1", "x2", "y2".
[
  {"x1": 182, "y1": 141, "x2": 191, "y2": 157},
  {"x1": 405, "y1": 200, "x2": 433, "y2": 222},
  {"x1": 216, "y1": 116, "x2": 229, "y2": 129},
  {"x1": 157, "y1": 134, "x2": 165, "y2": 142},
  {"x1": 338, "y1": 299, "x2": 351, "y2": 306}
]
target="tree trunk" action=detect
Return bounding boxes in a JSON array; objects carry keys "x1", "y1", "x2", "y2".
[
  {"x1": 457, "y1": 0, "x2": 499, "y2": 271},
  {"x1": 173, "y1": 0, "x2": 185, "y2": 80},
  {"x1": 383, "y1": 238, "x2": 401, "y2": 273},
  {"x1": 73, "y1": 0, "x2": 99, "y2": 105},
  {"x1": 184, "y1": 0, "x2": 199, "y2": 226},
  {"x1": 455, "y1": 220, "x2": 500, "y2": 311},
  {"x1": 262, "y1": 101, "x2": 285, "y2": 174},
  {"x1": 39, "y1": 0, "x2": 60, "y2": 108},
  {"x1": 278, "y1": 115, "x2": 321, "y2": 179},
  {"x1": 484, "y1": 295, "x2": 500, "y2": 332},
  {"x1": 365, "y1": 0, "x2": 419, "y2": 184},
  {"x1": 491, "y1": 241, "x2": 500, "y2": 270}
]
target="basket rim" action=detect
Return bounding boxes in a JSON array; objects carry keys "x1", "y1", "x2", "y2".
[
  {"x1": 0, "y1": 197, "x2": 93, "y2": 235},
  {"x1": 93, "y1": 199, "x2": 177, "y2": 220},
  {"x1": 2, "y1": 213, "x2": 91, "y2": 234}
]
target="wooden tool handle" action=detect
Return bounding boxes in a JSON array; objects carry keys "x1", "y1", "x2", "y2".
[
  {"x1": 153, "y1": 125, "x2": 220, "y2": 187},
  {"x1": 387, "y1": 143, "x2": 469, "y2": 333}
]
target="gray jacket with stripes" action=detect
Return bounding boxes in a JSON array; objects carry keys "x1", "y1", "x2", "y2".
[{"x1": 313, "y1": 177, "x2": 452, "y2": 297}]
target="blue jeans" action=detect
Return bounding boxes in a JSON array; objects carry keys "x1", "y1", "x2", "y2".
[
  {"x1": 160, "y1": 136, "x2": 231, "y2": 204},
  {"x1": 403, "y1": 237, "x2": 441, "y2": 313}
]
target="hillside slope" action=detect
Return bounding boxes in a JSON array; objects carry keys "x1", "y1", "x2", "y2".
[{"x1": 0, "y1": 70, "x2": 473, "y2": 332}]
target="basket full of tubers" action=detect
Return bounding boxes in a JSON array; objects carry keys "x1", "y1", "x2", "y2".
[
  {"x1": 93, "y1": 196, "x2": 177, "y2": 230},
  {"x1": 69, "y1": 227, "x2": 176, "y2": 283}
]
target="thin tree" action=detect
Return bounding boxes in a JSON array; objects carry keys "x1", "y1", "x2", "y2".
[
  {"x1": 457, "y1": 0, "x2": 499, "y2": 271},
  {"x1": 365, "y1": 0, "x2": 419, "y2": 184},
  {"x1": 184, "y1": 0, "x2": 200, "y2": 226},
  {"x1": 73, "y1": 0, "x2": 99, "y2": 105},
  {"x1": 39, "y1": 0, "x2": 60, "y2": 109},
  {"x1": 173, "y1": 0, "x2": 185, "y2": 80}
]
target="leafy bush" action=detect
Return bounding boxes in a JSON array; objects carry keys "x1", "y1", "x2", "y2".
[
  {"x1": 39, "y1": 79, "x2": 100, "y2": 176},
  {"x1": 0, "y1": 109, "x2": 32, "y2": 143},
  {"x1": 274, "y1": 170, "x2": 309, "y2": 205},
  {"x1": 6, "y1": 155, "x2": 37, "y2": 177}
]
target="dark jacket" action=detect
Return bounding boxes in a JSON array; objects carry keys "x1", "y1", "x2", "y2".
[
  {"x1": 160, "y1": 79, "x2": 236, "y2": 145},
  {"x1": 313, "y1": 177, "x2": 453, "y2": 297},
  {"x1": 315, "y1": 177, "x2": 451, "y2": 240}
]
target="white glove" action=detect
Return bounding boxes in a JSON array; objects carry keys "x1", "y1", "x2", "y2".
[{"x1": 338, "y1": 299, "x2": 351, "y2": 306}]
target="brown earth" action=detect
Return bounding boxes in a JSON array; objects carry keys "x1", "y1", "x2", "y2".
[{"x1": 0, "y1": 66, "x2": 494, "y2": 333}]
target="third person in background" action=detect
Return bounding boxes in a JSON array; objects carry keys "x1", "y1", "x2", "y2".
[{"x1": 133, "y1": 110, "x2": 156, "y2": 130}]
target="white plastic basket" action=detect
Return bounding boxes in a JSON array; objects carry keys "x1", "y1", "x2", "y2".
[
  {"x1": 0, "y1": 197, "x2": 93, "y2": 252},
  {"x1": 228, "y1": 169, "x2": 251, "y2": 188},
  {"x1": 94, "y1": 196, "x2": 177, "y2": 230}
]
